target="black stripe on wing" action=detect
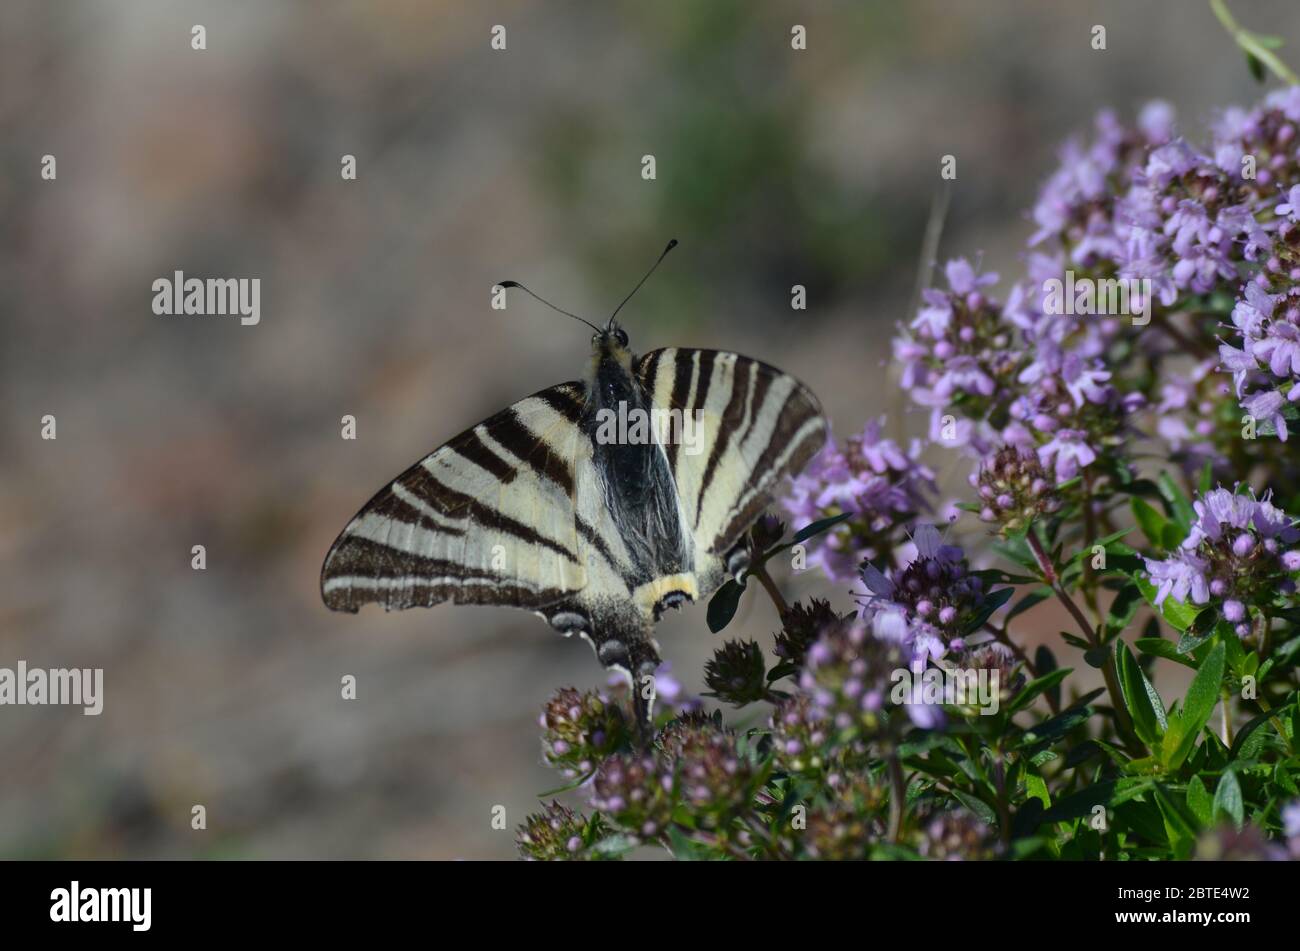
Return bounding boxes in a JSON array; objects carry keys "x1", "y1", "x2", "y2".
[
  {"x1": 322, "y1": 536, "x2": 570, "y2": 611},
  {"x1": 635, "y1": 348, "x2": 828, "y2": 556},
  {"x1": 321, "y1": 381, "x2": 588, "y2": 614},
  {"x1": 715, "y1": 377, "x2": 826, "y2": 548}
]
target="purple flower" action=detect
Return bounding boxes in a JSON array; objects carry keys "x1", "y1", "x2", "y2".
[
  {"x1": 1145, "y1": 549, "x2": 1212, "y2": 606},
  {"x1": 858, "y1": 525, "x2": 992, "y2": 661},
  {"x1": 1277, "y1": 184, "x2": 1300, "y2": 222},
  {"x1": 1144, "y1": 487, "x2": 1300, "y2": 635},
  {"x1": 893, "y1": 259, "x2": 1023, "y2": 445},
  {"x1": 1037, "y1": 429, "x2": 1097, "y2": 481},
  {"x1": 794, "y1": 616, "x2": 935, "y2": 733},
  {"x1": 970, "y1": 444, "x2": 1062, "y2": 536},
  {"x1": 1029, "y1": 105, "x2": 1167, "y2": 258},
  {"x1": 1283, "y1": 800, "x2": 1300, "y2": 840},
  {"x1": 782, "y1": 419, "x2": 935, "y2": 582}
]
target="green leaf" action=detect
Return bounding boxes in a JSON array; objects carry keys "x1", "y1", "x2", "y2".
[
  {"x1": 1213, "y1": 769, "x2": 1244, "y2": 829},
  {"x1": 1247, "y1": 50, "x2": 1266, "y2": 82},
  {"x1": 665, "y1": 826, "x2": 710, "y2": 860},
  {"x1": 1135, "y1": 637, "x2": 1196, "y2": 670},
  {"x1": 1006, "y1": 667, "x2": 1073, "y2": 715},
  {"x1": 590, "y1": 833, "x2": 639, "y2": 857},
  {"x1": 1065, "y1": 529, "x2": 1134, "y2": 569},
  {"x1": 706, "y1": 578, "x2": 745, "y2": 633},
  {"x1": 766, "y1": 660, "x2": 798, "y2": 683},
  {"x1": 970, "y1": 567, "x2": 1037, "y2": 586},
  {"x1": 1157, "y1": 472, "x2": 1194, "y2": 533},
  {"x1": 1083, "y1": 645, "x2": 1110, "y2": 669},
  {"x1": 1131, "y1": 498, "x2": 1170, "y2": 549},
  {"x1": 1228, "y1": 709, "x2": 1278, "y2": 761},
  {"x1": 535, "y1": 771, "x2": 597, "y2": 797},
  {"x1": 1105, "y1": 582, "x2": 1143, "y2": 638},
  {"x1": 1017, "y1": 700, "x2": 1098, "y2": 755},
  {"x1": 1175, "y1": 612, "x2": 1217, "y2": 654},
  {"x1": 1025, "y1": 772, "x2": 1051, "y2": 808},
  {"x1": 1186, "y1": 775, "x2": 1213, "y2": 826},
  {"x1": 962, "y1": 587, "x2": 1014, "y2": 635},
  {"x1": 1196, "y1": 460, "x2": 1213, "y2": 497},
  {"x1": 790, "y1": 512, "x2": 853, "y2": 545},
  {"x1": 950, "y1": 788, "x2": 997, "y2": 825},
  {"x1": 1038, "y1": 777, "x2": 1154, "y2": 825},
  {"x1": 1117, "y1": 642, "x2": 1166, "y2": 748},
  {"x1": 1161, "y1": 641, "x2": 1226, "y2": 771},
  {"x1": 1153, "y1": 785, "x2": 1198, "y2": 854},
  {"x1": 1133, "y1": 573, "x2": 1199, "y2": 632},
  {"x1": 991, "y1": 536, "x2": 1037, "y2": 572}
]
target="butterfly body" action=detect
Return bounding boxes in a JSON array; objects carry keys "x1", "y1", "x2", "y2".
[{"x1": 321, "y1": 321, "x2": 827, "y2": 720}]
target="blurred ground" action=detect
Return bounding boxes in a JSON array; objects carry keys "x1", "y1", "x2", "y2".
[{"x1": 0, "y1": 0, "x2": 1295, "y2": 858}]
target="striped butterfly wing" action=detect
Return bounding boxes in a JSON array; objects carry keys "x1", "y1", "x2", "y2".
[
  {"x1": 635, "y1": 348, "x2": 828, "y2": 588},
  {"x1": 321, "y1": 382, "x2": 590, "y2": 613}
]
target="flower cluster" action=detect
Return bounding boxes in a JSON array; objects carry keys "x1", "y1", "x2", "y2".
[
  {"x1": 703, "y1": 639, "x2": 769, "y2": 706},
  {"x1": 783, "y1": 418, "x2": 935, "y2": 581},
  {"x1": 954, "y1": 642, "x2": 1025, "y2": 705},
  {"x1": 1221, "y1": 270, "x2": 1300, "y2": 440},
  {"x1": 656, "y1": 716, "x2": 758, "y2": 826},
  {"x1": 1115, "y1": 136, "x2": 1267, "y2": 303},
  {"x1": 970, "y1": 444, "x2": 1063, "y2": 535},
  {"x1": 769, "y1": 693, "x2": 833, "y2": 774},
  {"x1": 540, "y1": 687, "x2": 633, "y2": 780},
  {"x1": 1030, "y1": 104, "x2": 1174, "y2": 263},
  {"x1": 587, "y1": 752, "x2": 674, "y2": 840},
  {"x1": 1144, "y1": 486, "x2": 1300, "y2": 635},
  {"x1": 861, "y1": 524, "x2": 993, "y2": 660},
  {"x1": 915, "y1": 809, "x2": 1000, "y2": 861},
  {"x1": 894, "y1": 259, "x2": 1024, "y2": 444},
  {"x1": 799, "y1": 614, "x2": 921, "y2": 731},
  {"x1": 516, "y1": 801, "x2": 608, "y2": 862},
  {"x1": 800, "y1": 777, "x2": 889, "y2": 860},
  {"x1": 773, "y1": 597, "x2": 844, "y2": 667}
]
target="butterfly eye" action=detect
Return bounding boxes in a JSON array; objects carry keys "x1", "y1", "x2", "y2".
[{"x1": 614, "y1": 328, "x2": 629, "y2": 348}]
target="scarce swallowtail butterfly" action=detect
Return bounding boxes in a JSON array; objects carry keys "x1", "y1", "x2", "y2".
[{"x1": 320, "y1": 241, "x2": 828, "y2": 727}]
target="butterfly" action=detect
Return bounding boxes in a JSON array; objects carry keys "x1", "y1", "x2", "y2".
[{"x1": 320, "y1": 242, "x2": 828, "y2": 726}]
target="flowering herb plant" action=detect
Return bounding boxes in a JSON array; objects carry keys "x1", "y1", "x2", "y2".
[{"x1": 517, "y1": 20, "x2": 1300, "y2": 862}]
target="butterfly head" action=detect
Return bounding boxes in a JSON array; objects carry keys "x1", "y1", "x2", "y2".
[
  {"x1": 594, "y1": 321, "x2": 630, "y2": 349},
  {"x1": 592, "y1": 321, "x2": 633, "y2": 373}
]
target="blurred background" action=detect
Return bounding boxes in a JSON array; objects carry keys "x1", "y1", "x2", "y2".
[{"x1": 1, "y1": 0, "x2": 1297, "y2": 859}]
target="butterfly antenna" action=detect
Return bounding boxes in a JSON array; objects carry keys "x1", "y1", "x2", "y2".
[
  {"x1": 499, "y1": 280, "x2": 603, "y2": 334},
  {"x1": 608, "y1": 238, "x2": 678, "y2": 328}
]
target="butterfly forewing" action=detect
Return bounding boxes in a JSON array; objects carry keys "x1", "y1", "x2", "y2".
[{"x1": 321, "y1": 382, "x2": 589, "y2": 613}]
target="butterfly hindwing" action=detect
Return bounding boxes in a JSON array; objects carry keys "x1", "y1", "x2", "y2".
[
  {"x1": 634, "y1": 347, "x2": 828, "y2": 590},
  {"x1": 321, "y1": 382, "x2": 589, "y2": 613}
]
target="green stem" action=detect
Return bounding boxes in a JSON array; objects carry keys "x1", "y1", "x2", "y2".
[
  {"x1": 887, "y1": 752, "x2": 907, "y2": 844},
  {"x1": 749, "y1": 561, "x2": 789, "y2": 618},
  {"x1": 1211, "y1": 0, "x2": 1300, "y2": 84},
  {"x1": 1081, "y1": 471, "x2": 1102, "y2": 626},
  {"x1": 992, "y1": 756, "x2": 1012, "y2": 846},
  {"x1": 1026, "y1": 530, "x2": 1141, "y2": 752}
]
